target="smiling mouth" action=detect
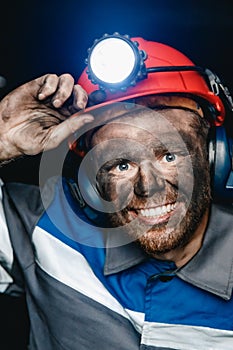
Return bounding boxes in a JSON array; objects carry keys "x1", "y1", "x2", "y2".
[
  {"x1": 138, "y1": 203, "x2": 176, "y2": 217},
  {"x1": 128, "y1": 202, "x2": 177, "y2": 225}
]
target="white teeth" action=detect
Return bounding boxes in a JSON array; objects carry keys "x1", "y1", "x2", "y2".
[{"x1": 139, "y1": 203, "x2": 176, "y2": 217}]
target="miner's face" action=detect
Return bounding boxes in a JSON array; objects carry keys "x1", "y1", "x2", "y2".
[{"x1": 89, "y1": 106, "x2": 210, "y2": 255}]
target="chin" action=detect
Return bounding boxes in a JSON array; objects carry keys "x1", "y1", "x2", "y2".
[{"x1": 136, "y1": 228, "x2": 184, "y2": 256}]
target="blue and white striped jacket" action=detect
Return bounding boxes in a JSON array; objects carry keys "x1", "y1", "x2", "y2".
[{"x1": 2, "y1": 177, "x2": 233, "y2": 350}]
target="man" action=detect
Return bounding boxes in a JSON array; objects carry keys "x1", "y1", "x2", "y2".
[{"x1": 1, "y1": 34, "x2": 233, "y2": 349}]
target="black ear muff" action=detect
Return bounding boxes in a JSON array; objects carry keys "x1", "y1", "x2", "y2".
[
  {"x1": 67, "y1": 158, "x2": 114, "y2": 226},
  {"x1": 209, "y1": 126, "x2": 233, "y2": 202},
  {"x1": 67, "y1": 178, "x2": 105, "y2": 224}
]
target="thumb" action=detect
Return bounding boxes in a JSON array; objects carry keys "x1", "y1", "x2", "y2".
[{"x1": 43, "y1": 113, "x2": 94, "y2": 151}]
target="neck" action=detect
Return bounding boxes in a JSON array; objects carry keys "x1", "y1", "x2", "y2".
[{"x1": 152, "y1": 208, "x2": 210, "y2": 267}]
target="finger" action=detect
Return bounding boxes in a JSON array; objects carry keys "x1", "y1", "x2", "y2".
[
  {"x1": 37, "y1": 74, "x2": 60, "y2": 100},
  {"x1": 51, "y1": 74, "x2": 75, "y2": 108},
  {"x1": 72, "y1": 84, "x2": 88, "y2": 110},
  {"x1": 43, "y1": 113, "x2": 94, "y2": 151}
]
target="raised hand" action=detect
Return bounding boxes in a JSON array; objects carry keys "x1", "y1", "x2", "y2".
[{"x1": 0, "y1": 73, "x2": 93, "y2": 161}]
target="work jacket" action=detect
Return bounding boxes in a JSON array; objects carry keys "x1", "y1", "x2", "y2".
[{"x1": 1, "y1": 177, "x2": 233, "y2": 350}]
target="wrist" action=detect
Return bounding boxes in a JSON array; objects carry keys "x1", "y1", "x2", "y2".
[{"x1": 0, "y1": 138, "x2": 20, "y2": 163}]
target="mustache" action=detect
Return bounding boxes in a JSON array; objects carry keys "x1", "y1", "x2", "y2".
[{"x1": 123, "y1": 187, "x2": 183, "y2": 211}]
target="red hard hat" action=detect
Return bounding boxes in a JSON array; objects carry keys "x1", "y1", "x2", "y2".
[{"x1": 78, "y1": 37, "x2": 225, "y2": 125}]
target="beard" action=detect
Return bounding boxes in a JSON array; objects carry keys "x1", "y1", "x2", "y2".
[
  {"x1": 136, "y1": 180, "x2": 211, "y2": 256},
  {"x1": 105, "y1": 165, "x2": 211, "y2": 257}
]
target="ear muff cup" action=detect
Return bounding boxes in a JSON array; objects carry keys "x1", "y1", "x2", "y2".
[
  {"x1": 67, "y1": 159, "x2": 114, "y2": 226},
  {"x1": 209, "y1": 126, "x2": 233, "y2": 202}
]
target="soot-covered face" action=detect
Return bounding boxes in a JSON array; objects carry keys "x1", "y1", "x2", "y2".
[{"x1": 89, "y1": 107, "x2": 211, "y2": 256}]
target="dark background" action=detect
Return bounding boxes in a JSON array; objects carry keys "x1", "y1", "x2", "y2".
[
  {"x1": 0, "y1": 0, "x2": 233, "y2": 184},
  {"x1": 0, "y1": 1, "x2": 232, "y2": 347},
  {"x1": 1, "y1": 0, "x2": 233, "y2": 97}
]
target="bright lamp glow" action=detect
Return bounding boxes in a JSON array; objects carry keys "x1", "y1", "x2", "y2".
[{"x1": 89, "y1": 38, "x2": 136, "y2": 84}]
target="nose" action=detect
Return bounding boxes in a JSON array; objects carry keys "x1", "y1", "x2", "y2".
[{"x1": 134, "y1": 161, "x2": 165, "y2": 197}]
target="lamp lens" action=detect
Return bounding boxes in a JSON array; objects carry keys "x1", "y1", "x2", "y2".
[{"x1": 90, "y1": 38, "x2": 136, "y2": 84}]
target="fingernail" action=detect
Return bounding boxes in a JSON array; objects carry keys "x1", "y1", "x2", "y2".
[
  {"x1": 38, "y1": 93, "x2": 45, "y2": 100},
  {"x1": 53, "y1": 99, "x2": 61, "y2": 108}
]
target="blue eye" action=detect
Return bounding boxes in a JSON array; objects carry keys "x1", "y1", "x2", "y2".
[
  {"x1": 164, "y1": 153, "x2": 176, "y2": 162},
  {"x1": 117, "y1": 162, "x2": 130, "y2": 171}
]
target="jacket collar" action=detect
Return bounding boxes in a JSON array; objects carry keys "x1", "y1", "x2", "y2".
[{"x1": 104, "y1": 203, "x2": 233, "y2": 300}]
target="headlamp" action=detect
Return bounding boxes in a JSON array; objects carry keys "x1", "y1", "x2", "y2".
[
  {"x1": 86, "y1": 33, "x2": 147, "y2": 92},
  {"x1": 85, "y1": 33, "x2": 210, "y2": 95}
]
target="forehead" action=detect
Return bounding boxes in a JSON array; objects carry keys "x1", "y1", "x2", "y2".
[{"x1": 90, "y1": 107, "x2": 202, "y2": 147}]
